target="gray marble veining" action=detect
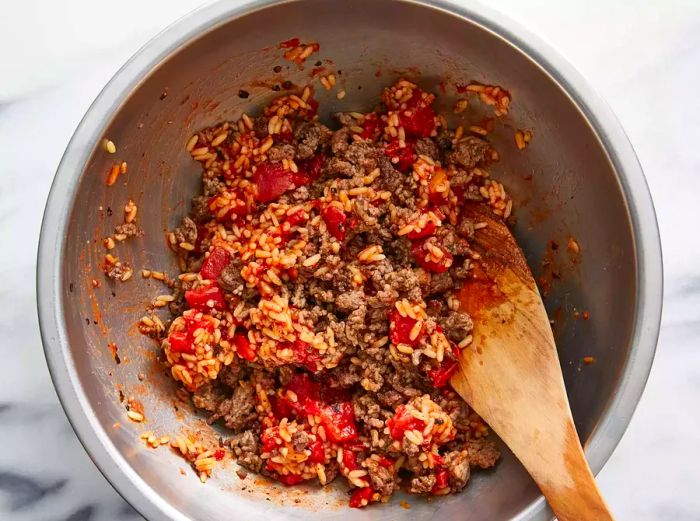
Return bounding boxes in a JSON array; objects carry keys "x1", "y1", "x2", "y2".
[{"x1": 1, "y1": 1, "x2": 698, "y2": 519}]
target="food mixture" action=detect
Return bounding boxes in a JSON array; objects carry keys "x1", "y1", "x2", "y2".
[{"x1": 147, "y1": 79, "x2": 513, "y2": 508}]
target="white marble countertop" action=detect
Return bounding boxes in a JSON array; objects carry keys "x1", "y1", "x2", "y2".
[{"x1": 1, "y1": 1, "x2": 698, "y2": 519}]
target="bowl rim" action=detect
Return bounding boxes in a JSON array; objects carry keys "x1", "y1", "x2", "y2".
[{"x1": 37, "y1": 0, "x2": 663, "y2": 519}]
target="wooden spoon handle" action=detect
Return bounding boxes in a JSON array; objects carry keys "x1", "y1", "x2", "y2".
[
  {"x1": 451, "y1": 201, "x2": 615, "y2": 520},
  {"x1": 525, "y1": 420, "x2": 614, "y2": 521}
]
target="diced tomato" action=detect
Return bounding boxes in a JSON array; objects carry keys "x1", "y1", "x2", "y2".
[
  {"x1": 427, "y1": 344, "x2": 461, "y2": 388},
  {"x1": 349, "y1": 487, "x2": 375, "y2": 508},
  {"x1": 278, "y1": 473, "x2": 306, "y2": 486},
  {"x1": 431, "y1": 453, "x2": 445, "y2": 467},
  {"x1": 277, "y1": 130, "x2": 294, "y2": 143},
  {"x1": 342, "y1": 439, "x2": 368, "y2": 453},
  {"x1": 287, "y1": 339, "x2": 323, "y2": 371},
  {"x1": 306, "y1": 98, "x2": 319, "y2": 118},
  {"x1": 200, "y1": 247, "x2": 230, "y2": 280},
  {"x1": 286, "y1": 209, "x2": 307, "y2": 227},
  {"x1": 411, "y1": 240, "x2": 453, "y2": 273},
  {"x1": 427, "y1": 359, "x2": 458, "y2": 388},
  {"x1": 386, "y1": 404, "x2": 426, "y2": 441},
  {"x1": 168, "y1": 331, "x2": 193, "y2": 354},
  {"x1": 253, "y1": 162, "x2": 295, "y2": 202},
  {"x1": 293, "y1": 154, "x2": 325, "y2": 186},
  {"x1": 319, "y1": 384, "x2": 352, "y2": 405},
  {"x1": 388, "y1": 308, "x2": 425, "y2": 347},
  {"x1": 428, "y1": 168, "x2": 449, "y2": 205},
  {"x1": 214, "y1": 449, "x2": 226, "y2": 461},
  {"x1": 308, "y1": 441, "x2": 326, "y2": 464},
  {"x1": 384, "y1": 139, "x2": 414, "y2": 173},
  {"x1": 193, "y1": 224, "x2": 208, "y2": 253},
  {"x1": 399, "y1": 91, "x2": 436, "y2": 138},
  {"x1": 270, "y1": 394, "x2": 295, "y2": 420},
  {"x1": 360, "y1": 113, "x2": 380, "y2": 140},
  {"x1": 433, "y1": 467, "x2": 449, "y2": 492},
  {"x1": 341, "y1": 448, "x2": 360, "y2": 471},
  {"x1": 169, "y1": 313, "x2": 214, "y2": 354},
  {"x1": 407, "y1": 220, "x2": 436, "y2": 240},
  {"x1": 279, "y1": 37, "x2": 300, "y2": 48},
  {"x1": 280, "y1": 372, "x2": 320, "y2": 416},
  {"x1": 376, "y1": 455, "x2": 394, "y2": 468},
  {"x1": 261, "y1": 426, "x2": 281, "y2": 452},
  {"x1": 307, "y1": 401, "x2": 358, "y2": 443},
  {"x1": 321, "y1": 205, "x2": 347, "y2": 241},
  {"x1": 233, "y1": 332, "x2": 256, "y2": 361},
  {"x1": 185, "y1": 283, "x2": 226, "y2": 311},
  {"x1": 208, "y1": 191, "x2": 249, "y2": 221}
]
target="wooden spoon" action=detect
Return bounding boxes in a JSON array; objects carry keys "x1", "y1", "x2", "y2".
[{"x1": 450, "y1": 202, "x2": 614, "y2": 521}]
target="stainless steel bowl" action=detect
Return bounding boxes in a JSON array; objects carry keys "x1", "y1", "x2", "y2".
[{"x1": 37, "y1": 0, "x2": 662, "y2": 519}]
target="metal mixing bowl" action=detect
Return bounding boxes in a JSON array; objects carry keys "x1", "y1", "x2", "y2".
[{"x1": 37, "y1": 0, "x2": 663, "y2": 519}]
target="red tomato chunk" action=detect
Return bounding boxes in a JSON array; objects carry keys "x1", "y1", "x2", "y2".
[
  {"x1": 388, "y1": 309, "x2": 425, "y2": 347},
  {"x1": 321, "y1": 205, "x2": 348, "y2": 241},
  {"x1": 200, "y1": 247, "x2": 230, "y2": 280},
  {"x1": 232, "y1": 332, "x2": 256, "y2": 361},
  {"x1": 411, "y1": 240, "x2": 453, "y2": 273},
  {"x1": 307, "y1": 401, "x2": 358, "y2": 443},
  {"x1": 349, "y1": 487, "x2": 375, "y2": 508},
  {"x1": 384, "y1": 140, "x2": 414, "y2": 173},
  {"x1": 184, "y1": 283, "x2": 226, "y2": 311},
  {"x1": 387, "y1": 404, "x2": 426, "y2": 441},
  {"x1": 253, "y1": 162, "x2": 295, "y2": 202}
]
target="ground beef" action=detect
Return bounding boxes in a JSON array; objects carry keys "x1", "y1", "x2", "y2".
[
  {"x1": 444, "y1": 449, "x2": 471, "y2": 492},
  {"x1": 366, "y1": 458, "x2": 396, "y2": 497},
  {"x1": 335, "y1": 290, "x2": 365, "y2": 313},
  {"x1": 217, "y1": 259, "x2": 244, "y2": 293},
  {"x1": 192, "y1": 383, "x2": 225, "y2": 412},
  {"x1": 435, "y1": 128, "x2": 454, "y2": 151},
  {"x1": 114, "y1": 222, "x2": 143, "y2": 238},
  {"x1": 466, "y1": 438, "x2": 500, "y2": 469},
  {"x1": 253, "y1": 116, "x2": 269, "y2": 139},
  {"x1": 210, "y1": 383, "x2": 257, "y2": 432},
  {"x1": 323, "y1": 461, "x2": 340, "y2": 484},
  {"x1": 447, "y1": 136, "x2": 491, "y2": 169},
  {"x1": 190, "y1": 195, "x2": 212, "y2": 223},
  {"x1": 202, "y1": 176, "x2": 225, "y2": 197},
  {"x1": 353, "y1": 394, "x2": 385, "y2": 428},
  {"x1": 325, "y1": 156, "x2": 361, "y2": 179},
  {"x1": 218, "y1": 364, "x2": 247, "y2": 389},
  {"x1": 353, "y1": 198, "x2": 382, "y2": 228},
  {"x1": 330, "y1": 127, "x2": 351, "y2": 154},
  {"x1": 343, "y1": 141, "x2": 380, "y2": 172},
  {"x1": 292, "y1": 431, "x2": 310, "y2": 452},
  {"x1": 414, "y1": 137, "x2": 440, "y2": 160},
  {"x1": 230, "y1": 430, "x2": 262, "y2": 473},
  {"x1": 409, "y1": 474, "x2": 436, "y2": 494},
  {"x1": 104, "y1": 260, "x2": 132, "y2": 281},
  {"x1": 375, "y1": 388, "x2": 404, "y2": 409},
  {"x1": 173, "y1": 216, "x2": 197, "y2": 245},
  {"x1": 457, "y1": 218, "x2": 475, "y2": 240},
  {"x1": 439, "y1": 311, "x2": 474, "y2": 342},
  {"x1": 435, "y1": 225, "x2": 471, "y2": 256},
  {"x1": 295, "y1": 121, "x2": 332, "y2": 159},
  {"x1": 424, "y1": 271, "x2": 455, "y2": 297},
  {"x1": 267, "y1": 144, "x2": 296, "y2": 162}
]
